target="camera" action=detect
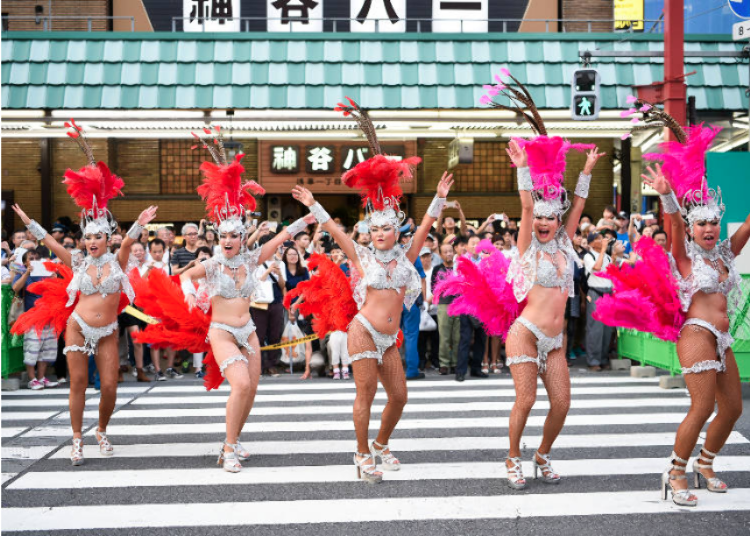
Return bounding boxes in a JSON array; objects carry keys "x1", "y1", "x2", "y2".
[{"x1": 283, "y1": 240, "x2": 294, "y2": 248}]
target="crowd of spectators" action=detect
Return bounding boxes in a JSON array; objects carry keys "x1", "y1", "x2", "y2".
[{"x1": 2, "y1": 201, "x2": 670, "y2": 389}]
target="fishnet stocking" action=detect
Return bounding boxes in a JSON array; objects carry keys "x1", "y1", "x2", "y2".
[
  {"x1": 506, "y1": 322, "x2": 570, "y2": 458},
  {"x1": 349, "y1": 319, "x2": 407, "y2": 453},
  {"x1": 673, "y1": 326, "x2": 743, "y2": 463}
]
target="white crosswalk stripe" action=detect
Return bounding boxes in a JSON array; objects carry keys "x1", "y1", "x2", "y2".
[{"x1": 2, "y1": 375, "x2": 748, "y2": 534}]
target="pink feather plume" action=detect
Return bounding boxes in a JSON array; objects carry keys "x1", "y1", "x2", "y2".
[
  {"x1": 593, "y1": 237, "x2": 685, "y2": 341},
  {"x1": 433, "y1": 249, "x2": 524, "y2": 340},
  {"x1": 643, "y1": 124, "x2": 721, "y2": 203},
  {"x1": 513, "y1": 136, "x2": 595, "y2": 200}
]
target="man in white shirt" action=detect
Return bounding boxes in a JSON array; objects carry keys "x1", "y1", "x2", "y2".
[{"x1": 583, "y1": 231, "x2": 614, "y2": 372}]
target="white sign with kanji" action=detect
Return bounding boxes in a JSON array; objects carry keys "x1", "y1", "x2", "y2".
[
  {"x1": 183, "y1": 0, "x2": 241, "y2": 31},
  {"x1": 271, "y1": 146, "x2": 300, "y2": 172},
  {"x1": 267, "y1": 0, "x2": 324, "y2": 32},
  {"x1": 350, "y1": 0, "x2": 406, "y2": 33},
  {"x1": 432, "y1": 0, "x2": 487, "y2": 33}
]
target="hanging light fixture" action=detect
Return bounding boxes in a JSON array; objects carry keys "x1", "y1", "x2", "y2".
[{"x1": 223, "y1": 109, "x2": 243, "y2": 160}]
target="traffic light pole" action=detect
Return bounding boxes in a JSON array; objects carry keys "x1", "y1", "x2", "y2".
[{"x1": 663, "y1": 0, "x2": 686, "y2": 143}]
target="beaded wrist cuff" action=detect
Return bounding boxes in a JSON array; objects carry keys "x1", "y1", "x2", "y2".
[
  {"x1": 426, "y1": 196, "x2": 446, "y2": 218},
  {"x1": 517, "y1": 167, "x2": 532, "y2": 191},
  {"x1": 127, "y1": 222, "x2": 144, "y2": 240},
  {"x1": 285, "y1": 217, "x2": 308, "y2": 238},
  {"x1": 26, "y1": 220, "x2": 47, "y2": 241},
  {"x1": 574, "y1": 172, "x2": 592, "y2": 199},
  {"x1": 309, "y1": 202, "x2": 331, "y2": 224},
  {"x1": 660, "y1": 192, "x2": 680, "y2": 214}
]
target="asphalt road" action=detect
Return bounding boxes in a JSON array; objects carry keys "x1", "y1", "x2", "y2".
[{"x1": 2, "y1": 365, "x2": 750, "y2": 535}]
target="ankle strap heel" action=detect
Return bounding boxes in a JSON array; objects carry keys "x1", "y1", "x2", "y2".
[
  {"x1": 218, "y1": 442, "x2": 242, "y2": 473},
  {"x1": 70, "y1": 437, "x2": 84, "y2": 466},
  {"x1": 371, "y1": 440, "x2": 400, "y2": 471},
  {"x1": 693, "y1": 448, "x2": 728, "y2": 493},
  {"x1": 506, "y1": 457, "x2": 526, "y2": 490},
  {"x1": 662, "y1": 452, "x2": 697, "y2": 506},
  {"x1": 533, "y1": 451, "x2": 561, "y2": 484},
  {"x1": 95, "y1": 429, "x2": 114, "y2": 457},
  {"x1": 353, "y1": 451, "x2": 383, "y2": 484}
]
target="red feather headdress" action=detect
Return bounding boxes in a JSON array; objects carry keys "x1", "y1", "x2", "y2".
[
  {"x1": 61, "y1": 119, "x2": 124, "y2": 235},
  {"x1": 334, "y1": 97, "x2": 421, "y2": 225},
  {"x1": 192, "y1": 126, "x2": 265, "y2": 234}
]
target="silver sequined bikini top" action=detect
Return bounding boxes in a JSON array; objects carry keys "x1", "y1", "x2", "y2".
[
  {"x1": 67, "y1": 252, "x2": 135, "y2": 307},
  {"x1": 352, "y1": 240, "x2": 422, "y2": 310},
  {"x1": 672, "y1": 239, "x2": 741, "y2": 314},
  {"x1": 506, "y1": 230, "x2": 580, "y2": 302},
  {"x1": 201, "y1": 249, "x2": 262, "y2": 301}
]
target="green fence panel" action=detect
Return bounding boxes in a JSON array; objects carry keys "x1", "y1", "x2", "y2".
[{"x1": 1, "y1": 284, "x2": 25, "y2": 378}]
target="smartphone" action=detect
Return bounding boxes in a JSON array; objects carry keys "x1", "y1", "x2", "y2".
[
  {"x1": 251, "y1": 219, "x2": 258, "y2": 227},
  {"x1": 445, "y1": 201, "x2": 457, "y2": 209},
  {"x1": 357, "y1": 222, "x2": 369, "y2": 234},
  {"x1": 268, "y1": 222, "x2": 278, "y2": 233},
  {"x1": 283, "y1": 240, "x2": 294, "y2": 248}
]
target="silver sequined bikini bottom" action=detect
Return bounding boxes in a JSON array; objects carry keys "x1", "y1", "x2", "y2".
[
  {"x1": 348, "y1": 313, "x2": 399, "y2": 366},
  {"x1": 208, "y1": 318, "x2": 256, "y2": 355},
  {"x1": 506, "y1": 317, "x2": 563, "y2": 375},
  {"x1": 679, "y1": 318, "x2": 733, "y2": 374},
  {"x1": 63, "y1": 312, "x2": 118, "y2": 356}
]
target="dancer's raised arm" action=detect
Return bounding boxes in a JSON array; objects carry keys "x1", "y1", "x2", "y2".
[
  {"x1": 566, "y1": 148, "x2": 605, "y2": 239},
  {"x1": 117, "y1": 206, "x2": 158, "y2": 270},
  {"x1": 406, "y1": 171, "x2": 453, "y2": 263},
  {"x1": 506, "y1": 140, "x2": 532, "y2": 256},
  {"x1": 12, "y1": 204, "x2": 71, "y2": 267}
]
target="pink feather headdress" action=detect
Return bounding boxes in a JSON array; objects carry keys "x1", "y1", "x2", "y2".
[
  {"x1": 622, "y1": 98, "x2": 723, "y2": 225},
  {"x1": 335, "y1": 97, "x2": 421, "y2": 227},
  {"x1": 61, "y1": 119, "x2": 124, "y2": 236},
  {"x1": 192, "y1": 126, "x2": 265, "y2": 236},
  {"x1": 480, "y1": 70, "x2": 593, "y2": 218}
]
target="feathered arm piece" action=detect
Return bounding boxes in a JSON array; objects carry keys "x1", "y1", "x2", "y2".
[
  {"x1": 593, "y1": 237, "x2": 685, "y2": 341},
  {"x1": 479, "y1": 68, "x2": 546, "y2": 136},
  {"x1": 433, "y1": 251, "x2": 524, "y2": 340},
  {"x1": 11, "y1": 262, "x2": 76, "y2": 338},
  {"x1": 283, "y1": 254, "x2": 358, "y2": 337}
]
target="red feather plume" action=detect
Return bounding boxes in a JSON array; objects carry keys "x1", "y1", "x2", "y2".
[
  {"x1": 62, "y1": 161, "x2": 124, "y2": 210},
  {"x1": 283, "y1": 254, "x2": 358, "y2": 337},
  {"x1": 342, "y1": 154, "x2": 421, "y2": 210},
  {"x1": 196, "y1": 154, "x2": 265, "y2": 219}
]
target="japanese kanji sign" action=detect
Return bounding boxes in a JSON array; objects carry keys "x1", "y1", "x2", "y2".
[
  {"x1": 350, "y1": 0, "x2": 406, "y2": 33},
  {"x1": 432, "y1": 0, "x2": 487, "y2": 33},
  {"x1": 305, "y1": 146, "x2": 335, "y2": 173},
  {"x1": 267, "y1": 0, "x2": 324, "y2": 32},
  {"x1": 270, "y1": 145, "x2": 300, "y2": 173},
  {"x1": 183, "y1": 0, "x2": 241, "y2": 31}
]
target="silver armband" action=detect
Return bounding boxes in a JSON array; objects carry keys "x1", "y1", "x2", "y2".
[
  {"x1": 309, "y1": 202, "x2": 331, "y2": 224},
  {"x1": 517, "y1": 167, "x2": 532, "y2": 191},
  {"x1": 26, "y1": 220, "x2": 47, "y2": 241},
  {"x1": 574, "y1": 172, "x2": 592, "y2": 199},
  {"x1": 181, "y1": 279, "x2": 197, "y2": 297},
  {"x1": 127, "y1": 221, "x2": 144, "y2": 240},
  {"x1": 285, "y1": 217, "x2": 308, "y2": 238},
  {"x1": 660, "y1": 191, "x2": 680, "y2": 214},
  {"x1": 426, "y1": 196, "x2": 446, "y2": 218}
]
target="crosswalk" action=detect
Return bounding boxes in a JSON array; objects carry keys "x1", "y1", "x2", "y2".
[{"x1": 2, "y1": 373, "x2": 749, "y2": 534}]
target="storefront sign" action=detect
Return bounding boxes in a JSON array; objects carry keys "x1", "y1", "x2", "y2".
[
  {"x1": 350, "y1": 0, "x2": 406, "y2": 32},
  {"x1": 267, "y1": 0, "x2": 324, "y2": 32},
  {"x1": 614, "y1": 0, "x2": 644, "y2": 32},
  {"x1": 258, "y1": 140, "x2": 417, "y2": 193},
  {"x1": 432, "y1": 0, "x2": 487, "y2": 33},
  {"x1": 183, "y1": 0, "x2": 241, "y2": 31}
]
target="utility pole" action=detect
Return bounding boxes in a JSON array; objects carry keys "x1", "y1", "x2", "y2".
[{"x1": 663, "y1": 0, "x2": 686, "y2": 142}]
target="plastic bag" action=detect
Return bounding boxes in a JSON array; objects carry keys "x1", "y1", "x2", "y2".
[
  {"x1": 279, "y1": 321, "x2": 306, "y2": 365},
  {"x1": 419, "y1": 308, "x2": 437, "y2": 331}
]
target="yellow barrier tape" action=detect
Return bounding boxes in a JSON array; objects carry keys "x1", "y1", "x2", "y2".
[
  {"x1": 123, "y1": 306, "x2": 158, "y2": 325},
  {"x1": 261, "y1": 333, "x2": 318, "y2": 351}
]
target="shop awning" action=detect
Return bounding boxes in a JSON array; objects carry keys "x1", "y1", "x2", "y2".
[{"x1": 2, "y1": 32, "x2": 748, "y2": 111}]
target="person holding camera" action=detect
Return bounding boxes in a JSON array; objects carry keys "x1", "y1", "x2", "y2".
[{"x1": 583, "y1": 231, "x2": 614, "y2": 371}]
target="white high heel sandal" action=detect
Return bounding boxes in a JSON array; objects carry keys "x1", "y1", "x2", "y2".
[
  {"x1": 70, "y1": 437, "x2": 84, "y2": 466},
  {"x1": 533, "y1": 451, "x2": 561, "y2": 484},
  {"x1": 370, "y1": 440, "x2": 400, "y2": 471},
  {"x1": 693, "y1": 448, "x2": 728, "y2": 493},
  {"x1": 95, "y1": 429, "x2": 114, "y2": 457},
  {"x1": 217, "y1": 442, "x2": 242, "y2": 473},
  {"x1": 506, "y1": 457, "x2": 526, "y2": 490},
  {"x1": 661, "y1": 452, "x2": 698, "y2": 507},
  {"x1": 353, "y1": 451, "x2": 383, "y2": 484}
]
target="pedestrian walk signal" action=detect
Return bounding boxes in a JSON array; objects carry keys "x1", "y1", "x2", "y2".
[{"x1": 571, "y1": 69, "x2": 601, "y2": 121}]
